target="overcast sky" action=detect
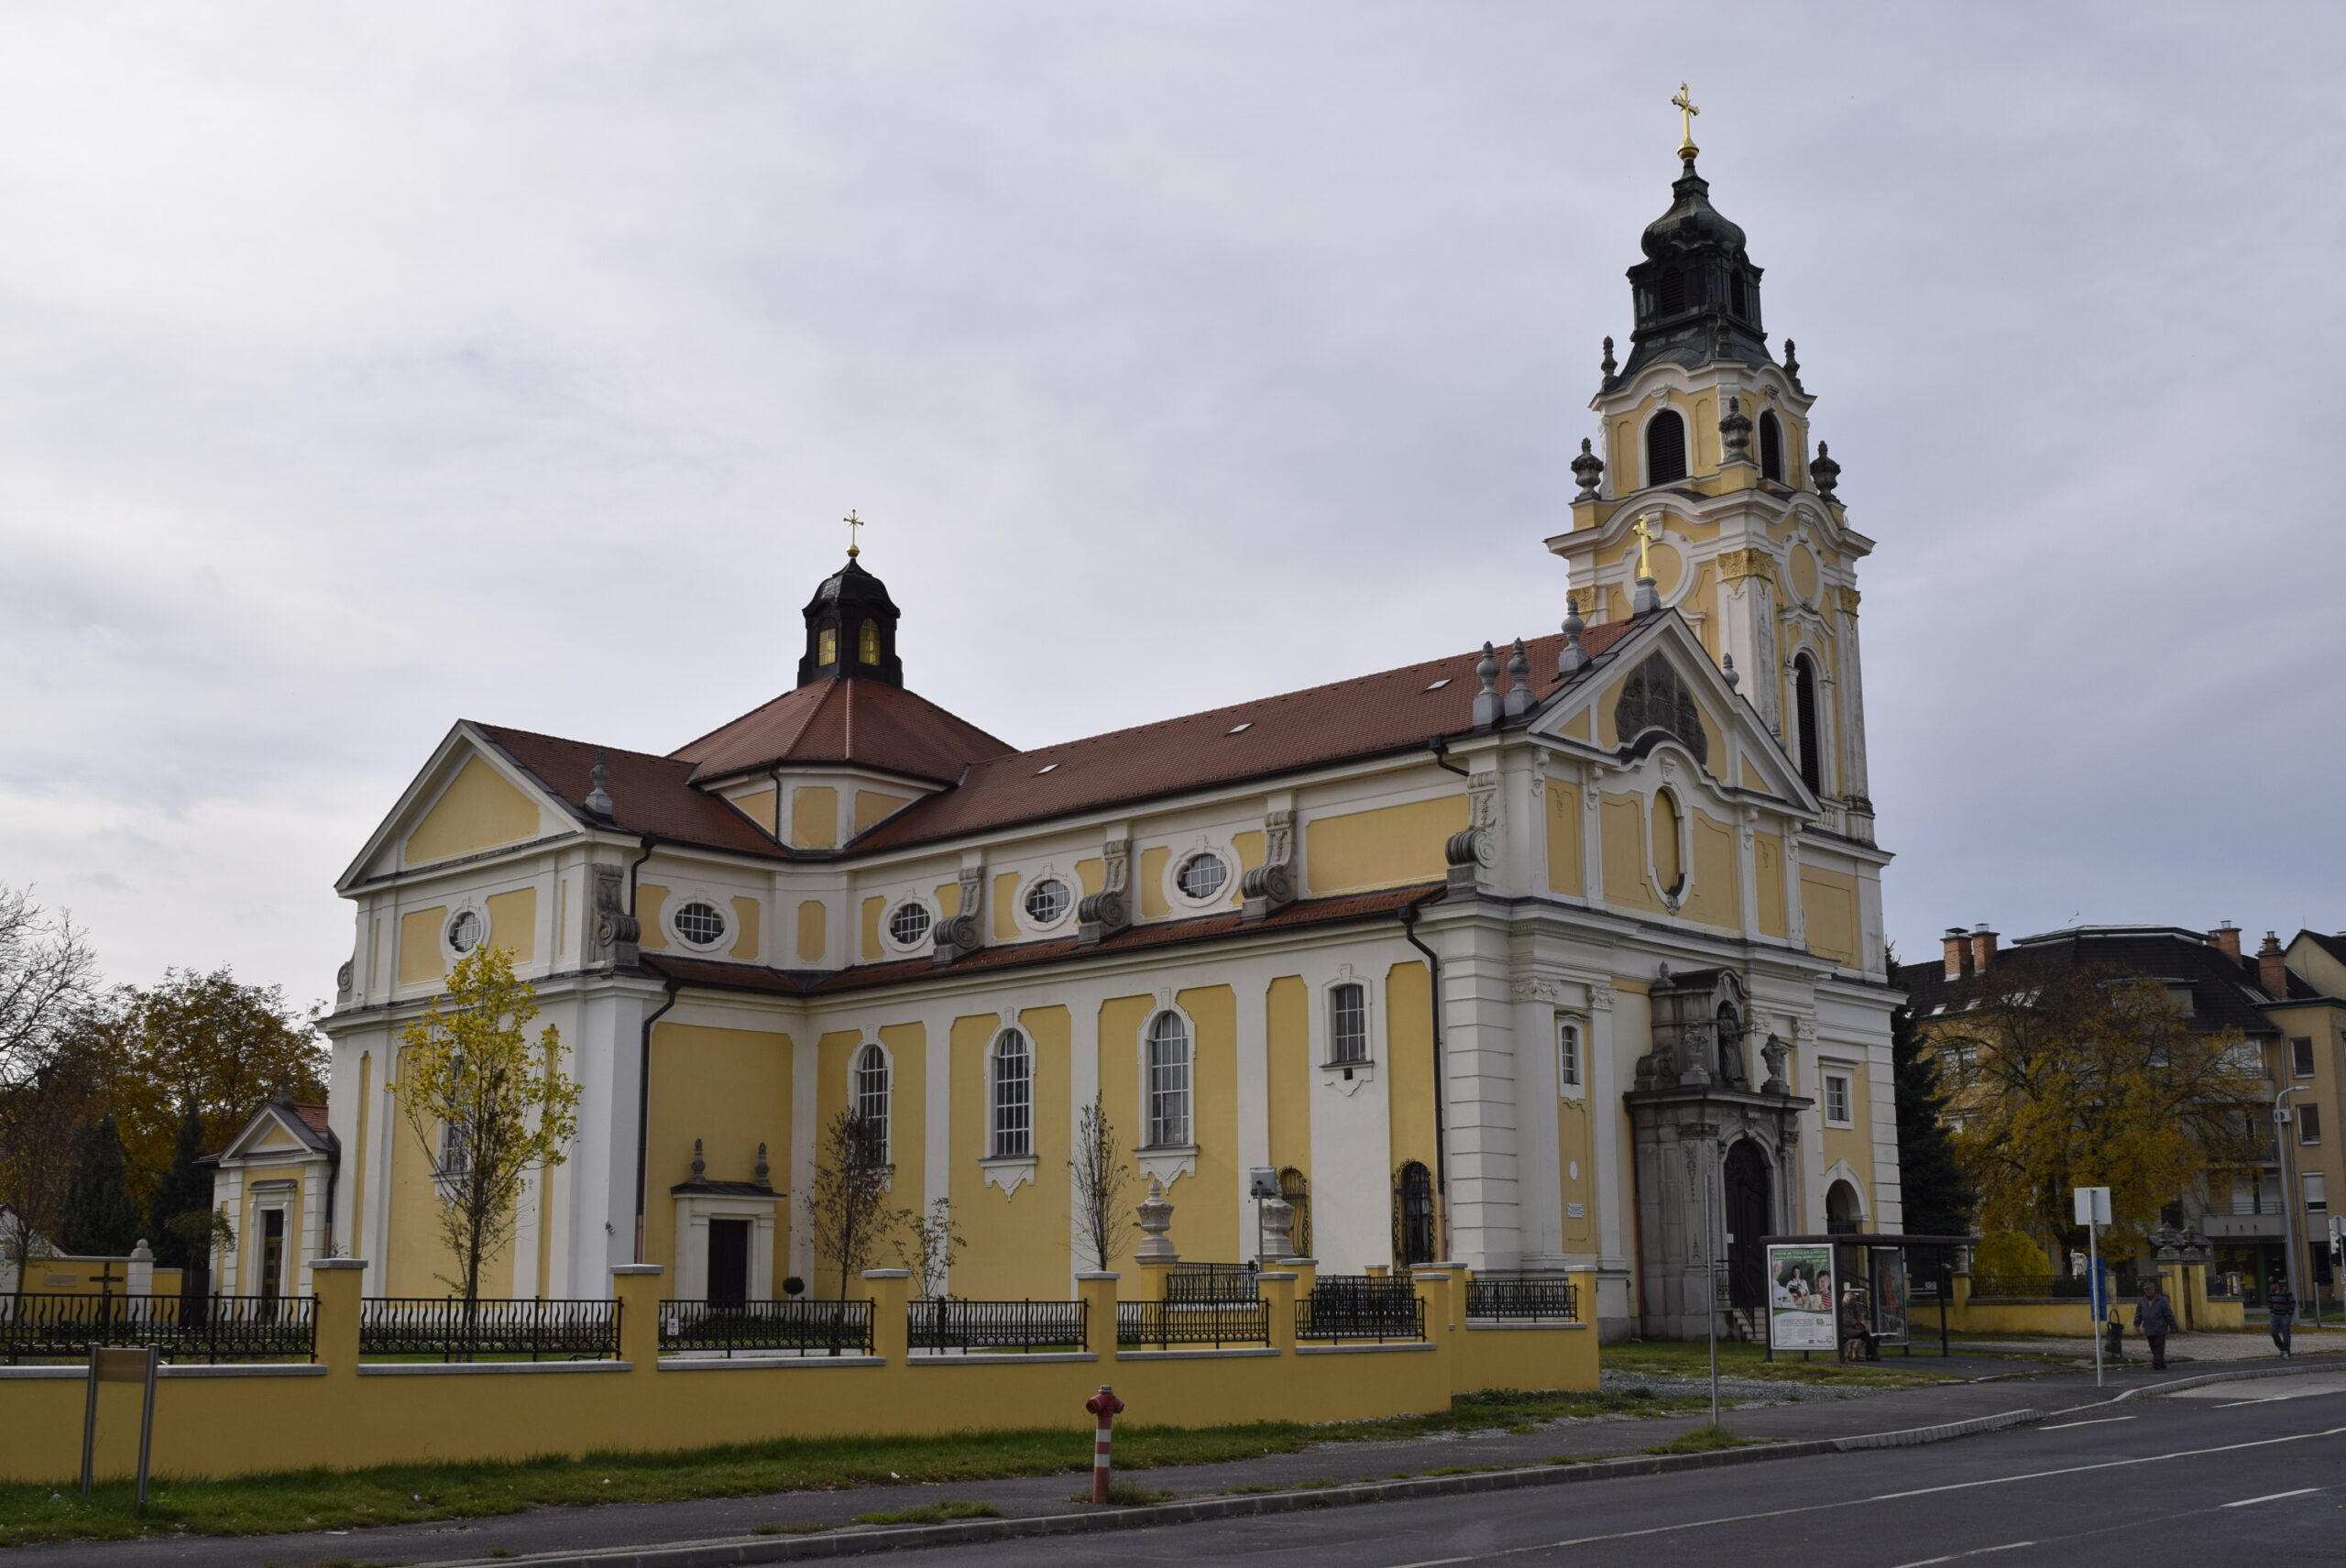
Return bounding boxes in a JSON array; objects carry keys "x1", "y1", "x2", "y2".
[{"x1": 4, "y1": 3, "x2": 2341, "y2": 1006}]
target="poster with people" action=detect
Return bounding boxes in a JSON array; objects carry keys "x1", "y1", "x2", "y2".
[
  {"x1": 1767, "y1": 1243, "x2": 1837, "y2": 1350},
  {"x1": 1870, "y1": 1250, "x2": 1909, "y2": 1343}
]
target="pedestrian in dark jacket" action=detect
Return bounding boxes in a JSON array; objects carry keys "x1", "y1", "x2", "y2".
[
  {"x1": 2267, "y1": 1280, "x2": 2297, "y2": 1358},
  {"x1": 2134, "y1": 1280, "x2": 2177, "y2": 1369}
]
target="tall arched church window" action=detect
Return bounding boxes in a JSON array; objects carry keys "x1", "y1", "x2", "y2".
[
  {"x1": 1758, "y1": 411, "x2": 1784, "y2": 481},
  {"x1": 1652, "y1": 789, "x2": 1685, "y2": 898},
  {"x1": 1394, "y1": 1162, "x2": 1436, "y2": 1267},
  {"x1": 990, "y1": 1029, "x2": 1032, "y2": 1158},
  {"x1": 1328, "y1": 982, "x2": 1368, "y2": 1065},
  {"x1": 1145, "y1": 1012, "x2": 1192, "y2": 1147},
  {"x1": 1793, "y1": 653, "x2": 1824, "y2": 795},
  {"x1": 858, "y1": 619, "x2": 881, "y2": 665},
  {"x1": 1644, "y1": 411, "x2": 1688, "y2": 487},
  {"x1": 852, "y1": 1043, "x2": 892, "y2": 1165},
  {"x1": 1612, "y1": 654, "x2": 1708, "y2": 765}
]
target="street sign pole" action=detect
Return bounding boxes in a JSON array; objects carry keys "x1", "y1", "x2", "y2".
[{"x1": 2075, "y1": 1186, "x2": 2111, "y2": 1388}]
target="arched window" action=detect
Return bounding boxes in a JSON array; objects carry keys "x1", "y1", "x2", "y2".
[
  {"x1": 1613, "y1": 654, "x2": 1709, "y2": 764},
  {"x1": 1651, "y1": 789, "x2": 1684, "y2": 897},
  {"x1": 1825, "y1": 1179, "x2": 1863, "y2": 1235},
  {"x1": 1328, "y1": 982, "x2": 1368, "y2": 1064},
  {"x1": 989, "y1": 1029, "x2": 1032, "y2": 1157},
  {"x1": 1145, "y1": 1012, "x2": 1191, "y2": 1147},
  {"x1": 1758, "y1": 411, "x2": 1784, "y2": 481},
  {"x1": 1655, "y1": 268, "x2": 1688, "y2": 316},
  {"x1": 852, "y1": 1043, "x2": 892, "y2": 1165},
  {"x1": 1730, "y1": 270, "x2": 1749, "y2": 319},
  {"x1": 817, "y1": 627, "x2": 838, "y2": 667},
  {"x1": 858, "y1": 619, "x2": 881, "y2": 665},
  {"x1": 1278, "y1": 1167, "x2": 1312, "y2": 1258},
  {"x1": 1394, "y1": 1161, "x2": 1436, "y2": 1267},
  {"x1": 1793, "y1": 653, "x2": 1824, "y2": 794},
  {"x1": 1644, "y1": 410, "x2": 1688, "y2": 487}
]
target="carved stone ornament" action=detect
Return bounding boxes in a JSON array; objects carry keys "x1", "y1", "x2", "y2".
[
  {"x1": 932, "y1": 865, "x2": 986, "y2": 966},
  {"x1": 1571, "y1": 437, "x2": 1606, "y2": 501},
  {"x1": 1077, "y1": 838, "x2": 1133, "y2": 948},
  {"x1": 1240, "y1": 809, "x2": 1299, "y2": 925},
  {"x1": 1257, "y1": 1196, "x2": 1294, "y2": 1265},
  {"x1": 1718, "y1": 394, "x2": 1753, "y2": 461},
  {"x1": 1760, "y1": 1034, "x2": 1791, "y2": 1095},
  {"x1": 1588, "y1": 981, "x2": 1618, "y2": 1012},
  {"x1": 1810, "y1": 441, "x2": 1842, "y2": 500},
  {"x1": 1633, "y1": 966, "x2": 1751, "y2": 1092},
  {"x1": 1510, "y1": 977, "x2": 1566, "y2": 1003},
  {"x1": 1445, "y1": 770, "x2": 1500, "y2": 892},
  {"x1": 335, "y1": 959, "x2": 355, "y2": 1001},
  {"x1": 591, "y1": 864, "x2": 641, "y2": 968},
  {"x1": 1716, "y1": 546, "x2": 1776, "y2": 587},
  {"x1": 1133, "y1": 1175, "x2": 1178, "y2": 1263}
]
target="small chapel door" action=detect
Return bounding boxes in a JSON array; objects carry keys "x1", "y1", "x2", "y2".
[
  {"x1": 1723, "y1": 1142, "x2": 1771, "y2": 1310},
  {"x1": 707, "y1": 1220, "x2": 751, "y2": 1308}
]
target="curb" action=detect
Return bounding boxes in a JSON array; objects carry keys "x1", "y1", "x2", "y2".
[
  {"x1": 2109, "y1": 1355, "x2": 2346, "y2": 1403},
  {"x1": 426, "y1": 1408, "x2": 2045, "y2": 1568}
]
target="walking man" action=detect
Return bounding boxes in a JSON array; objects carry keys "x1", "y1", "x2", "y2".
[
  {"x1": 2267, "y1": 1279, "x2": 2297, "y2": 1359},
  {"x1": 2134, "y1": 1278, "x2": 2177, "y2": 1371}
]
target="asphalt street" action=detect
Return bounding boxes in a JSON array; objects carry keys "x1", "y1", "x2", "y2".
[{"x1": 901, "y1": 1376, "x2": 2345, "y2": 1568}]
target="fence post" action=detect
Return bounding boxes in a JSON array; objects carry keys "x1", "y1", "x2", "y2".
[
  {"x1": 1259, "y1": 1271, "x2": 1298, "y2": 1352},
  {"x1": 1413, "y1": 1265, "x2": 1457, "y2": 1389},
  {"x1": 311, "y1": 1259, "x2": 366, "y2": 1375},
  {"x1": 1284, "y1": 1257, "x2": 1318, "y2": 1297},
  {"x1": 862, "y1": 1269, "x2": 911, "y2": 1362},
  {"x1": 610, "y1": 1265, "x2": 663, "y2": 1367},
  {"x1": 1566, "y1": 1267, "x2": 1598, "y2": 1326},
  {"x1": 1076, "y1": 1272, "x2": 1120, "y2": 1359}
]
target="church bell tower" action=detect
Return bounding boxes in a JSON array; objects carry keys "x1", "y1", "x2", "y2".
[{"x1": 1546, "y1": 90, "x2": 1877, "y2": 843}]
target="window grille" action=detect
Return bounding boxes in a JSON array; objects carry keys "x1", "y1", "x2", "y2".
[
  {"x1": 1557, "y1": 1017, "x2": 1582, "y2": 1089},
  {"x1": 1176, "y1": 852, "x2": 1228, "y2": 902},
  {"x1": 446, "y1": 909, "x2": 483, "y2": 954},
  {"x1": 817, "y1": 627, "x2": 837, "y2": 666},
  {"x1": 887, "y1": 901, "x2": 932, "y2": 948},
  {"x1": 674, "y1": 901, "x2": 726, "y2": 947},
  {"x1": 991, "y1": 1030, "x2": 1032, "y2": 1157},
  {"x1": 1329, "y1": 983, "x2": 1368, "y2": 1064},
  {"x1": 853, "y1": 1044, "x2": 892, "y2": 1164},
  {"x1": 858, "y1": 619, "x2": 881, "y2": 664},
  {"x1": 1394, "y1": 1162, "x2": 1435, "y2": 1266},
  {"x1": 1023, "y1": 878, "x2": 1070, "y2": 926},
  {"x1": 1146, "y1": 1012, "x2": 1192, "y2": 1147},
  {"x1": 1644, "y1": 410, "x2": 1688, "y2": 486}
]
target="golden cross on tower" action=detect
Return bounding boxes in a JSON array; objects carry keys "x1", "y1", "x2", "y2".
[
  {"x1": 844, "y1": 509, "x2": 864, "y2": 559},
  {"x1": 1631, "y1": 511, "x2": 1661, "y2": 580},
  {"x1": 1671, "y1": 82, "x2": 1700, "y2": 162}
]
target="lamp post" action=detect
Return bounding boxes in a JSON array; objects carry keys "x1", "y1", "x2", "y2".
[{"x1": 2275, "y1": 1085, "x2": 2307, "y2": 1316}]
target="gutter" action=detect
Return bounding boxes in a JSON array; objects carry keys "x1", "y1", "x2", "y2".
[
  {"x1": 1397, "y1": 892, "x2": 1453, "y2": 1266},
  {"x1": 632, "y1": 975, "x2": 683, "y2": 1263}
]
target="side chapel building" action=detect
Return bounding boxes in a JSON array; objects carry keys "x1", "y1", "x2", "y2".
[{"x1": 219, "y1": 131, "x2": 1901, "y2": 1340}]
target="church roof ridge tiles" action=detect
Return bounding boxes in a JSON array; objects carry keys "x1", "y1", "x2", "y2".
[
  {"x1": 667, "y1": 674, "x2": 1016, "y2": 786},
  {"x1": 473, "y1": 722, "x2": 795, "y2": 859}
]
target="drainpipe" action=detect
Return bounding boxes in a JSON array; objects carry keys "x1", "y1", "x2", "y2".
[
  {"x1": 1428, "y1": 736, "x2": 1469, "y2": 778},
  {"x1": 632, "y1": 975, "x2": 682, "y2": 1263},
  {"x1": 1398, "y1": 894, "x2": 1453, "y2": 1266}
]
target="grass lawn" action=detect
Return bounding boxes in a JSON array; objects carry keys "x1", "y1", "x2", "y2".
[
  {"x1": 0, "y1": 1387, "x2": 1706, "y2": 1548},
  {"x1": 1601, "y1": 1336, "x2": 1980, "y2": 1388}
]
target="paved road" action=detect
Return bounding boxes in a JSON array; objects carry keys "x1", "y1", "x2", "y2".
[{"x1": 902, "y1": 1376, "x2": 2344, "y2": 1568}]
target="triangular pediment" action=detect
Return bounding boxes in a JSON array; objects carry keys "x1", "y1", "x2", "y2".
[
  {"x1": 339, "y1": 723, "x2": 581, "y2": 892},
  {"x1": 218, "y1": 1102, "x2": 334, "y2": 1166}
]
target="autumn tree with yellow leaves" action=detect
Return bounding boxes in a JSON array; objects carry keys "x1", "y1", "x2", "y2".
[{"x1": 393, "y1": 946, "x2": 579, "y2": 1305}]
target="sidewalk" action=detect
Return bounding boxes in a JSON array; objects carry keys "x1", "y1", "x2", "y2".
[
  {"x1": 12, "y1": 1350, "x2": 2335, "y2": 1568},
  {"x1": 1953, "y1": 1327, "x2": 2346, "y2": 1363}
]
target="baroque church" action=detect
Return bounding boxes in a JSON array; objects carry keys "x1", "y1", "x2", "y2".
[{"x1": 213, "y1": 124, "x2": 1898, "y2": 1341}]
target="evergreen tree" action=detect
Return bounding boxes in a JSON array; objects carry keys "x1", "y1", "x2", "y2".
[
  {"x1": 58, "y1": 1113, "x2": 142, "y2": 1256},
  {"x1": 1890, "y1": 978, "x2": 1976, "y2": 1237},
  {"x1": 147, "y1": 1105, "x2": 214, "y2": 1274}
]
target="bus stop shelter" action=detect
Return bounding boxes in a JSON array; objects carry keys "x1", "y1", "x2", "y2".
[{"x1": 1757, "y1": 1234, "x2": 1975, "y2": 1359}]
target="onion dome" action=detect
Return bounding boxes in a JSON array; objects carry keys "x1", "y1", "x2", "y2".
[{"x1": 1618, "y1": 156, "x2": 1772, "y2": 379}]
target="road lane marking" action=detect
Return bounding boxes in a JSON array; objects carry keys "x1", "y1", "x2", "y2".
[
  {"x1": 1888, "y1": 1543, "x2": 2037, "y2": 1567},
  {"x1": 1376, "y1": 1422, "x2": 2346, "y2": 1567},
  {"x1": 2221, "y1": 1487, "x2": 2322, "y2": 1507},
  {"x1": 2039, "y1": 1416, "x2": 2134, "y2": 1430}
]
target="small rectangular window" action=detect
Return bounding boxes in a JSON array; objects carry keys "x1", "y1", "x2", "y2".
[
  {"x1": 2292, "y1": 1037, "x2": 2317, "y2": 1078},
  {"x1": 2306, "y1": 1170, "x2": 2329, "y2": 1213},
  {"x1": 1556, "y1": 1016, "x2": 1583, "y2": 1091},
  {"x1": 1824, "y1": 1073, "x2": 1853, "y2": 1126},
  {"x1": 1328, "y1": 983, "x2": 1369, "y2": 1065},
  {"x1": 2300, "y1": 1105, "x2": 2324, "y2": 1146}
]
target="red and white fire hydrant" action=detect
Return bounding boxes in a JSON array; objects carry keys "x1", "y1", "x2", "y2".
[{"x1": 1085, "y1": 1385, "x2": 1125, "y2": 1503}]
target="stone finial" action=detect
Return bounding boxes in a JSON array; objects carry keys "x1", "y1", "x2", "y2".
[
  {"x1": 1258, "y1": 1197, "x2": 1294, "y2": 1266},
  {"x1": 1719, "y1": 394, "x2": 1752, "y2": 461},
  {"x1": 690, "y1": 1138, "x2": 706, "y2": 1179},
  {"x1": 1472, "y1": 641, "x2": 1503, "y2": 729},
  {"x1": 1570, "y1": 437, "x2": 1606, "y2": 501},
  {"x1": 1721, "y1": 652, "x2": 1740, "y2": 692},
  {"x1": 1811, "y1": 442, "x2": 1841, "y2": 500},
  {"x1": 585, "y1": 751, "x2": 615, "y2": 818},
  {"x1": 1600, "y1": 335, "x2": 1617, "y2": 382},
  {"x1": 1782, "y1": 338, "x2": 1802, "y2": 385},
  {"x1": 1502, "y1": 638, "x2": 1534, "y2": 720},
  {"x1": 1558, "y1": 595, "x2": 1589, "y2": 676},
  {"x1": 755, "y1": 1142, "x2": 772, "y2": 1189},
  {"x1": 1712, "y1": 318, "x2": 1731, "y2": 359},
  {"x1": 1134, "y1": 1176, "x2": 1178, "y2": 1263}
]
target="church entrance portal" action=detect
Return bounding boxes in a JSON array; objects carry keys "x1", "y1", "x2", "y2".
[{"x1": 1723, "y1": 1142, "x2": 1770, "y2": 1310}]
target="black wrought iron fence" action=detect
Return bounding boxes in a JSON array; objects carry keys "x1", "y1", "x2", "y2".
[
  {"x1": 1163, "y1": 1262, "x2": 1259, "y2": 1305},
  {"x1": 1297, "y1": 1285, "x2": 1424, "y2": 1343},
  {"x1": 1968, "y1": 1274, "x2": 2137, "y2": 1301},
  {"x1": 907, "y1": 1299, "x2": 1088, "y2": 1354},
  {"x1": 1465, "y1": 1274, "x2": 1581, "y2": 1322},
  {"x1": 659, "y1": 1299, "x2": 872, "y2": 1357},
  {"x1": 358, "y1": 1297, "x2": 619, "y2": 1361},
  {"x1": 1117, "y1": 1300, "x2": 1269, "y2": 1349},
  {"x1": 1, "y1": 1292, "x2": 315, "y2": 1365}
]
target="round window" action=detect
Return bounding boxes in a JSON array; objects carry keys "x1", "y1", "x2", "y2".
[
  {"x1": 446, "y1": 909, "x2": 483, "y2": 954},
  {"x1": 1176, "y1": 852, "x2": 1228, "y2": 902},
  {"x1": 1023, "y1": 878, "x2": 1071, "y2": 926},
  {"x1": 887, "y1": 901, "x2": 933, "y2": 948},
  {"x1": 674, "y1": 900, "x2": 726, "y2": 947}
]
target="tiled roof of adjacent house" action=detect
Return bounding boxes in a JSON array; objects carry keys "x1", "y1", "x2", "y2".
[
  {"x1": 1895, "y1": 926, "x2": 2307, "y2": 1037},
  {"x1": 668, "y1": 676, "x2": 1015, "y2": 787}
]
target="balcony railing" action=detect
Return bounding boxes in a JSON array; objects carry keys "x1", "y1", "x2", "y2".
[
  {"x1": 907, "y1": 1298, "x2": 1088, "y2": 1354},
  {"x1": 1117, "y1": 1300, "x2": 1270, "y2": 1349},
  {"x1": 1, "y1": 1292, "x2": 316, "y2": 1365},
  {"x1": 1163, "y1": 1262, "x2": 1260, "y2": 1305},
  {"x1": 1465, "y1": 1274, "x2": 1581, "y2": 1322},
  {"x1": 358, "y1": 1297, "x2": 619, "y2": 1361},
  {"x1": 660, "y1": 1299, "x2": 872, "y2": 1357}
]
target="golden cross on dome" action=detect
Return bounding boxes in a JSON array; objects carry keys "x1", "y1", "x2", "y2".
[
  {"x1": 1631, "y1": 511, "x2": 1661, "y2": 580},
  {"x1": 844, "y1": 509, "x2": 864, "y2": 559},
  {"x1": 1671, "y1": 82, "x2": 1700, "y2": 161}
]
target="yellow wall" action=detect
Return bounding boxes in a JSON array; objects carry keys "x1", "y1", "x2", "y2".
[
  {"x1": 380, "y1": 1046, "x2": 517, "y2": 1299},
  {"x1": 1544, "y1": 784, "x2": 1583, "y2": 897},
  {"x1": 797, "y1": 900, "x2": 828, "y2": 964},
  {"x1": 1178, "y1": 984, "x2": 1240, "y2": 1263},
  {"x1": 1138, "y1": 847, "x2": 1170, "y2": 919},
  {"x1": 1097, "y1": 994, "x2": 1150, "y2": 1181},
  {"x1": 1599, "y1": 795, "x2": 1661, "y2": 914},
  {"x1": 1557, "y1": 1093, "x2": 1595, "y2": 1251},
  {"x1": 1304, "y1": 797, "x2": 1466, "y2": 895},
  {"x1": 853, "y1": 790, "x2": 906, "y2": 836},
  {"x1": 636, "y1": 884, "x2": 670, "y2": 951},
  {"x1": 407, "y1": 756, "x2": 540, "y2": 866},
  {"x1": 1801, "y1": 868, "x2": 1861, "y2": 967},
  {"x1": 729, "y1": 897, "x2": 761, "y2": 961},
  {"x1": 860, "y1": 897, "x2": 884, "y2": 961},
  {"x1": 1754, "y1": 832, "x2": 1787, "y2": 938},
  {"x1": 1559, "y1": 708, "x2": 1592, "y2": 741},
  {"x1": 1683, "y1": 812, "x2": 1738, "y2": 929},
  {"x1": 948, "y1": 1006, "x2": 1071, "y2": 1297},
  {"x1": 1385, "y1": 962, "x2": 1438, "y2": 1218},
  {"x1": 730, "y1": 786, "x2": 777, "y2": 836},
  {"x1": 990, "y1": 873, "x2": 1020, "y2": 940},
  {"x1": 645, "y1": 1023, "x2": 795, "y2": 1288},
  {"x1": 486, "y1": 888, "x2": 536, "y2": 961},
  {"x1": 792, "y1": 787, "x2": 839, "y2": 850},
  {"x1": 1233, "y1": 830, "x2": 1265, "y2": 908},
  {"x1": 1076, "y1": 859, "x2": 1104, "y2": 898},
  {"x1": 1266, "y1": 977, "x2": 1310, "y2": 1182},
  {"x1": 397, "y1": 907, "x2": 447, "y2": 986},
  {"x1": 934, "y1": 882, "x2": 961, "y2": 919}
]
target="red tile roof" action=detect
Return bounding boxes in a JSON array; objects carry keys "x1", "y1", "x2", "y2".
[
  {"x1": 290, "y1": 1102, "x2": 330, "y2": 1135},
  {"x1": 668, "y1": 677, "x2": 1014, "y2": 786},
  {"x1": 476, "y1": 724, "x2": 792, "y2": 859},
  {"x1": 642, "y1": 884, "x2": 1443, "y2": 997}
]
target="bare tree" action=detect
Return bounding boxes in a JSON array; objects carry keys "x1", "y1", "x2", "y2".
[
  {"x1": 893, "y1": 1197, "x2": 966, "y2": 1299},
  {"x1": 802, "y1": 1110, "x2": 900, "y2": 1299},
  {"x1": 0, "y1": 884, "x2": 99, "y2": 1091},
  {"x1": 1069, "y1": 1093, "x2": 1136, "y2": 1272},
  {"x1": 0, "y1": 1031, "x2": 105, "y2": 1301}
]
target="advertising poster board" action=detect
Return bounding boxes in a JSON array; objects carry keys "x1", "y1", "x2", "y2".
[
  {"x1": 1767, "y1": 1243, "x2": 1837, "y2": 1350},
  {"x1": 1869, "y1": 1249, "x2": 1909, "y2": 1344}
]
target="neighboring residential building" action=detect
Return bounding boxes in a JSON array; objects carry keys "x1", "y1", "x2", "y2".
[
  {"x1": 275, "y1": 130, "x2": 1902, "y2": 1341},
  {"x1": 1899, "y1": 923, "x2": 2345, "y2": 1308}
]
